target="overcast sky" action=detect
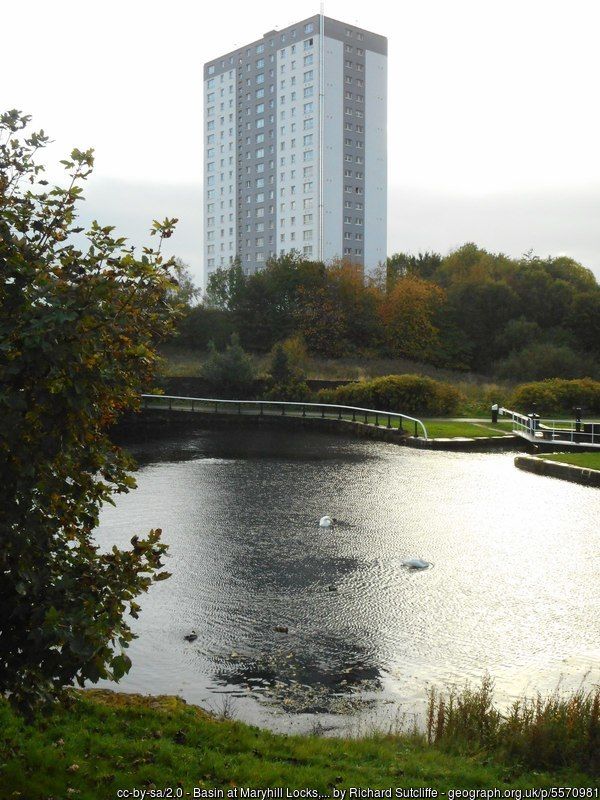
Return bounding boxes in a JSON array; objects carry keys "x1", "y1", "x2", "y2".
[{"x1": 3, "y1": 0, "x2": 600, "y2": 285}]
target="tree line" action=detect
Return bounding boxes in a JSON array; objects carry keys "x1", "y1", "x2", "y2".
[{"x1": 177, "y1": 246, "x2": 600, "y2": 379}]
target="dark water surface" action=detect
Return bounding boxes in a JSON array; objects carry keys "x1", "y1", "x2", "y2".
[{"x1": 96, "y1": 426, "x2": 600, "y2": 734}]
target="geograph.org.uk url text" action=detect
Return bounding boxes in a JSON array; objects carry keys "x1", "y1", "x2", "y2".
[{"x1": 114, "y1": 787, "x2": 600, "y2": 800}]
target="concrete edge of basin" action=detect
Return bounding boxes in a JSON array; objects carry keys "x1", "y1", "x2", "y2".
[{"x1": 514, "y1": 455, "x2": 600, "y2": 488}]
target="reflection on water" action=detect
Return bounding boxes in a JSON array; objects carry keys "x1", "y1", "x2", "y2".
[{"x1": 95, "y1": 426, "x2": 600, "y2": 733}]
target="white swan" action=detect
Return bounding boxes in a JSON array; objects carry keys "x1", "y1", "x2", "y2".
[
  {"x1": 402, "y1": 558, "x2": 431, "y2": 570},
  {"x1": 319, "y1": 515, "x2": 336, "y2": 528}
]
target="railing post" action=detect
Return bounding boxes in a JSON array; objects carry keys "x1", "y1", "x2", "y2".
[
  {"x1": 191, "y1": 400, "x2": 195, "y2": 412},
  {"x1": 169, "y1": 397, "x2": 172, "y2": 411},
  {"x1": 414, "y1": 421, "x2": 418, "y2": 437},
  {"x1": 322, "y1": 406, "x2": 325, "y2": 419},
  {"x1": 260, "y1": 404, "x2": 264, "y2": 416},
  {"x1": 238, "y1": 402, "x2": 241, "y2": 414},
  {"x1": 364, "y1": 411, "x2": 368, "y2": 424},
  {"x1": 387, "y1": 414, "x2": 391, "y2": 428},
  {"x1": 214, "y1": 401, "x2": 218, "y2": 414},
  {"x1": 302, "y1": 405, "x2": 306, "y2": 417},
  {"x1": 282, "y1": 403, "x2": 285, "y2": 416},
  {"x1": 352, "y1": 410, "x2": 356, "y2": 422},
  {"x1": 338, "y1": 408, "x2": 342, "y2": 420},
  {"x1": 375, "y1": 413, "x2": 379, "y2": 426}
]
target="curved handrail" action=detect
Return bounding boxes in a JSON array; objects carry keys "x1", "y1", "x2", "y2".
[
  {"x1": 140, "y1": 394, "x2": 428, "y2": 439},
  {"x1": 499, "y1": 406, "x2": 600, "y2": 446}
]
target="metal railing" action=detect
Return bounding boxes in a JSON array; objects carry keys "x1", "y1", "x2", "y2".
[
  {"x1": 141, "y1": 394, "x2": 429, "y2": 439},
  {"x1": 500, "y1": 407, "x2": 600, "y2": 447}
]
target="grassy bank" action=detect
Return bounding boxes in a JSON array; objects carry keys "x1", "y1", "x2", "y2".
[
  {"x1": 538, "y1": 452, "x2": 600, "y2": 470},
  {"x1": 0, "y1": 689, "x2": 596, "y2": 799},
  {"x1": 159, "y1": 346, "x2": 493, "y2": 385},
  {"x1": 421, "y1": 420, "x2": 514, "y2": 438}
]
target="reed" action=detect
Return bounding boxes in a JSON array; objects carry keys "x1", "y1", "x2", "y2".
[{"x1": 426, "y1": 675, "x2": 600, "y2": 774}]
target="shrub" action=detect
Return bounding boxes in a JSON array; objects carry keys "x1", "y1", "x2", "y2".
[
  {"x1": 200, "y1": 334, "x2": 257, "y2": 397},
  {"x1": 510, "y1": 378, "x2": 600, "y2": 415},
  {"x1": 262, "y1": 343, "x2": 311, "y2": 401},
  {"x1": 316, "y1": 374, "x2": 463, "y2": 416},
  {"x1": 262, "y1": 378, "x2": 312, "y2": 402},
  {"x1": 495, "y1": 343, "x2": 596, "y2": 381}
]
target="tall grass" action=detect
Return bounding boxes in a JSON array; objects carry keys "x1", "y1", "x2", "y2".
[{"x1": 427, "y1": 675, "x2": 600, "y2": 774}]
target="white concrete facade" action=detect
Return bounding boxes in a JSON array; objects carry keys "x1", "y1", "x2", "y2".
[
  {"x1": 204, "y1": 68, "x2": 237, "y2": 273},
  {"x1": 322, "y1": 36, "x2": 344, "y2": 261}
]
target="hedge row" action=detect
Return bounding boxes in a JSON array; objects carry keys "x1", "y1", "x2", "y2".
[
  {"x1": 510, "y1": 378, "x2": 600, "y2": 414},
  {"x1": 316, "y1": 374, "x2": 463, "y2": 416}
]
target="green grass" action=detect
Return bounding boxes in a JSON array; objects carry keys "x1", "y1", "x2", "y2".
[
  {"x1": 538, "y1": 452, "x2": 600, "y2": 470},
  {"x1": 0, "y1": 690, "x2": 594, "y2": 799},
  {"x1": 420, "y1": 420, "x2": 514, "y2": 439}
]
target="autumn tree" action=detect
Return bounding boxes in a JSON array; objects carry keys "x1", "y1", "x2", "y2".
[
  {"x1": 379, "y1": 275, "x2": 446, "y2": 361},
  {"x1": 0, "y1": 110, "x2": 178, "y2": 712}
]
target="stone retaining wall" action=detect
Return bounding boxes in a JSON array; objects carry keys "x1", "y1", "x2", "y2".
[
  {"x1": 514, "y1": 455, "x2": 600, "y2": 487},
  {"x1": 115, "y1": 408, "x2": 521, "y2": 452}
]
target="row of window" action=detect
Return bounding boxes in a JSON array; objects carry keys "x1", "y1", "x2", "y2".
[
  {"x1": 208, "y1": 217, "x2": 364, "y2": 241},
  {"x1": 207, "y1": 24, "x2": 367, "y2": 79},
  {"x1": 207, "y1": 24, "x2": 317, "y2": 76},
  {"x1": 206, "y1": 199, "x2": 364, "y2": 226},
  {"x1": 207, "y1": 85, "x2": 234, "y2": 102},
  {"x1": 206, "y1": 243, "x2": 235, "y2": 254}
]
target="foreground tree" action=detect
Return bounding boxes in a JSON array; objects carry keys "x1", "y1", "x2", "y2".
[{"x1": 0, "y1": 110, "x2": 179, "y2": 712}]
